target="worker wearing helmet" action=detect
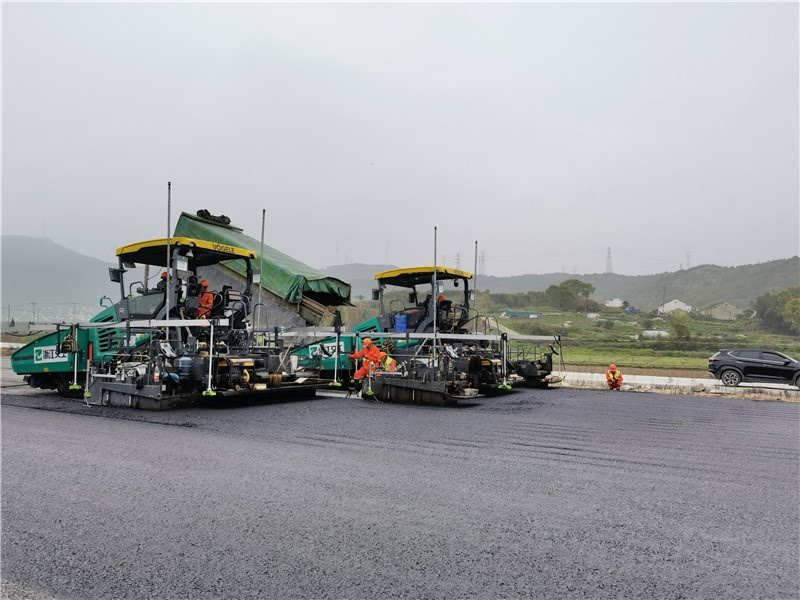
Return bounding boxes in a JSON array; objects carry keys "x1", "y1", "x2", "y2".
[
  {"x1": 606, "y1": 364, "x2": 623, "y2": 390},
  {"x1": 156, "y1": 271, "x2": 168, "y2": 291},
  {"x1": 195, "y1": 279, "x2": 214, "y2": 319},
  {"x1": 348, "y1": 338, "x2": 387, "y2": 381}
]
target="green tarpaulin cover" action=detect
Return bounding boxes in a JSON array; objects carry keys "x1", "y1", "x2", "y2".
[{"x1": 174, "y1": 212, "x2": 350, "y2": 304}]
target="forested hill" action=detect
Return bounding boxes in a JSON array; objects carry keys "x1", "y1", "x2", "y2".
[
  {"x1": 476, "y1": 258, "x2": 799, "y2": 310},
  {"x1": 322, "y1": 257, "x2": 799, "y2": 311},
  {"x1": 2, "y1": 234, "x2": 796, "y2": 317}
]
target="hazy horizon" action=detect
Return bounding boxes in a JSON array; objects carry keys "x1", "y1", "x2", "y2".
[{"x1": 3, "y1": 232, "x2": 797, "y2": 279}]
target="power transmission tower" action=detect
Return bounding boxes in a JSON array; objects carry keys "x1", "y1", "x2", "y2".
[
  {"x1": 605, "y1": 247, "x2": 613, "y2": 274},
  {"x1": 455, "y1": 252, "x2": 462, "y2": 269},
  {"x1": 685, "y1": 251, "x2": 691, "y2": 269},
  {"x1": 479, "y1": 250, "x2": 487, "y2": 276}
]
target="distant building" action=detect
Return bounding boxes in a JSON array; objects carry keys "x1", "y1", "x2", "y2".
[
  {"x1": 699, "y1": 302, "x2": 742, "y2": 321},
  {"x1": 604, "y1": 298, "x2": 625, "y2": 308},
  {"x1": 657, "y1": 299, "x2": 692, "y2": 314}
]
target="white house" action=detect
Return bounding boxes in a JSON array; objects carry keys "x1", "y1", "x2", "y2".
[
  {"x1": 657, "y1": 299, "x2": 692, "y2": 314},
  {"x1": 699, "y1": 302, "x2": 742, "y2": 321},
  {"x1": 604, "y1": 298, "x2": 625, "y2": 308}
]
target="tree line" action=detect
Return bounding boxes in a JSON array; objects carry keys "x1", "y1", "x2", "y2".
[
  {"x1": 487, "y1": 279, "x2": 601, "y2": 313},
  {"x1": 487, "y1": 280, "x2": 800, "y2": 335},
  {"x1": 752, "y1": 286, "x2": 800, "y2": 335}
]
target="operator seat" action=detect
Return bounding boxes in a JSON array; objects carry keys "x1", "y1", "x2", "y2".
[
  {"x1": 184, "y1": 275, "x2": 200, "y2": 316},
  {"x1": 438, "y1": 300, "x2": 453, "y2": 331},
  {"x1": 223, "y1": 288, "x2": 248, "y2": 329}
]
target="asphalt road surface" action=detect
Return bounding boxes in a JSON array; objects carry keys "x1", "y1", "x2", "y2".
[{"x1": 2, "y1": 384, "x2": 798, "y2": 600}]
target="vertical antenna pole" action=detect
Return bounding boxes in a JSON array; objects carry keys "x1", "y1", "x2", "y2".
[
  {"x1": 165, "y1": 182, "x2": 172, "y2": 341},
  {"x1": 432, "y1": 227, "x2": 438, "y2": 379},
  {"x1": 473, "y1": 241, "x2": 479, "y2": 333},
  {"x1": 259, "y1": 209, "x2": 265, "y2": 330}
]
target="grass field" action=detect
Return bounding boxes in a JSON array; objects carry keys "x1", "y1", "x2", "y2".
[{"x1": 497, "y1": 307, "x2": 800, "y2": 371}]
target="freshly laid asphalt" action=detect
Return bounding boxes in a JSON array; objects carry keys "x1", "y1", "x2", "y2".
[{"x1": 1, "y1": 359, "x2": 799, "y2": 600}]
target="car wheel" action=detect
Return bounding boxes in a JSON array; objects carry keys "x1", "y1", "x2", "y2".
[
  {"x1": 720, "y1": 370, "x2": 742, "y2": 387},
  {"x1": 794, "y1": 374, "x2": 800, "y2": 390}
]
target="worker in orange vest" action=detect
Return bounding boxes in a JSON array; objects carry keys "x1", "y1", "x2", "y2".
[
  {"x1": 349, "y1": 338, "x2": 391, "y2": 380},
  {"x1": 195, "y1": 279, "x2": 214, "y2": 319},
  {"x1": 606, "y1": 364, "x2": 623, "y2": 390}
]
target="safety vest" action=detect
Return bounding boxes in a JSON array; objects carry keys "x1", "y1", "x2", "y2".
[{"x1": 196, "y1": 292, "x2": 214, "y2": 318}]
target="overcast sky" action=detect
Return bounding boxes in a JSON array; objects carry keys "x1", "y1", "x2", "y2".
[{"x1": 2, "y1": 2, "x2": 798, "y2": 277}]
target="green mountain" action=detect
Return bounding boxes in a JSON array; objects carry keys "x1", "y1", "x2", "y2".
[{"x1": 323, "y1": 257, "x2": 799, "y2": 311}]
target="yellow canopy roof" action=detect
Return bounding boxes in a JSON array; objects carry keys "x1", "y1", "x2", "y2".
[
  {"x1": 116, "y1": 237, "x2": 255, "y2": 267},
  {"x1": 374, "y1": 266, "x2": 473, "y2": 287}
]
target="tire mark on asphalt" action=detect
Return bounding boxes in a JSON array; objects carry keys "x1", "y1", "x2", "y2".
[
  {"x1": 488, "y1": 420, "x2": 798, "y2": 482},
  {"x1": 288, "y1": 427, "x2": 789, "y2": 486}
]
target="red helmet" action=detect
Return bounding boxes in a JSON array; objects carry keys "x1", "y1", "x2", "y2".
[
  {"x1": 161, "y1": 271, "x2": 168, "y2": 278},
  {"x1": 609, "y1": 364, "x2": 617, "y2": 371},
  {"x1": 200, "y1": 279, "x2": 209, "y2": 287}
]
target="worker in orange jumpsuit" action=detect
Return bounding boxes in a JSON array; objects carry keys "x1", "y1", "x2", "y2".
[
  {"x1": 349, "y1": 338, "x2": 386, "y2": 380},
  {"x1": 606, "y1": 364, "x2": 623, "y2": 390},
  {"x1": 195, "y1": 279, "x2": 214, "y2": 318}
]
